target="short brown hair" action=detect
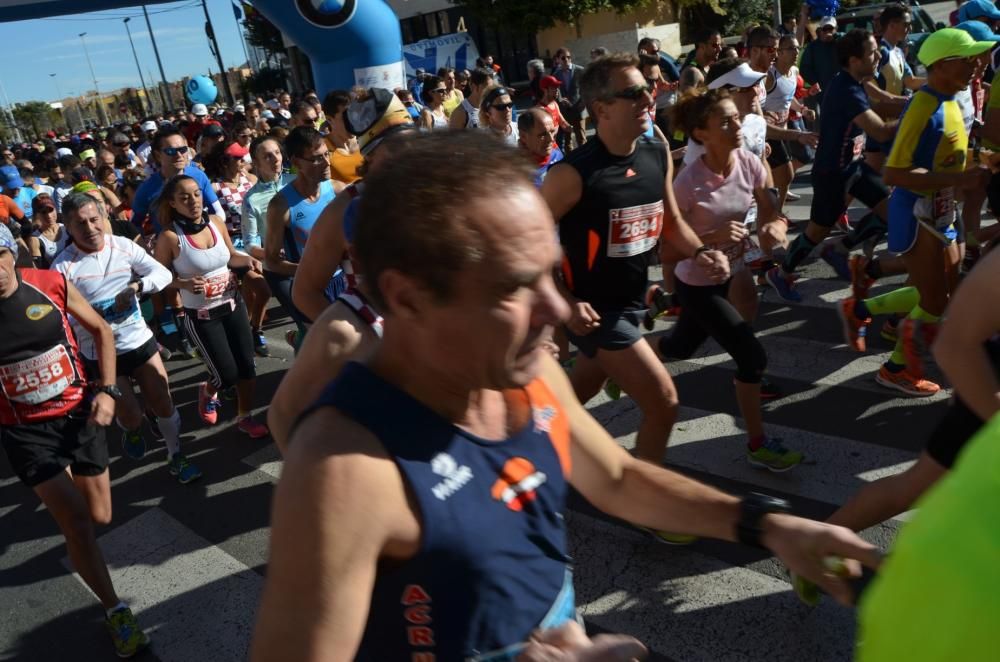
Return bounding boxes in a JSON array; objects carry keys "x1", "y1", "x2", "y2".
[
  {"x1": 355, "y1": 131, "x2": 535, "y2": 311},
  {"x1": 579, "y1": 52, "x2": 640, "y2": 111},
  {"x1": 670, "y1": 87, "x2": 732, "y2": 144}
]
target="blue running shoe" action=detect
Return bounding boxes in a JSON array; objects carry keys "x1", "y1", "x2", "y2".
[
  {"x1": 167, "y1": 453, "x2": 203, "y2": 484},
  {"x1": 764, "y1": 267, "x2": 802, "y2": 303},
  {"x1": 820, "y1": 243, "x2": 851, "y2": 281},
  {"x1": 120, "y1": 429, "x2": 146, "y2": 461}
]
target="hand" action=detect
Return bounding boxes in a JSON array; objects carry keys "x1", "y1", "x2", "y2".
[
  {"x1": 670, "y1": 146, "x2": 687, "y2": 161},
  {"x1": 516, "y1": 621, "x2": 647, "y2": 662},
  {"x1": 567, "y1": 300, "x2": 601, "y2": 336},
  {"x1": 758, "y1": 219, "x2": 789, "y2": 253},
  {"x1": 186, "y1": 276, "x2": 207, "y2": 294},
  {"x1": 248, "y1": 257, "x2": 263, "y2": 274},
  {"x1": 703, "y1": 221, "x2": 748, "y2": 245},
  {"x1": 802, "y1": 108, "x2": 816, "y2": 122},
  {"x1": 694, "y1": 248, "x2": 730, "y2": 283},
  {"x1": 798, "y1": 132, "x2": 819, "y2": 148},
  {"x1": 762, "y1": 513, "x2": 882, "y2": 606},
  {"x1": 114, "y1": 283, "x2": 138, "y2": 312},
  {"x1": 808, "y1": 83, "x2": 821, "y2": 96},
  {"x1": 88, "y1": 392, "x2": 116, "y2": 427}
]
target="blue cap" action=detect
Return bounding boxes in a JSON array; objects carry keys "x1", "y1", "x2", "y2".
[
  {"x1": 0, "y1": 165, "x2": 23, "y2": 190},
  {"x1": 956, "y1": 19, "x2": 1000, "y2": 42},
  {"x1": 959, "y1": 0, "x2": 1000, "y2": 23},
  {"x1": 0, "y1": 222, "x2": 17, "y2": 259}
]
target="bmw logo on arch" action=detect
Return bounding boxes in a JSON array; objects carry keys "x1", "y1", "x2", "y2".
[{"x1": 295, "y1": 0, "x2": 357, "y2": 28}]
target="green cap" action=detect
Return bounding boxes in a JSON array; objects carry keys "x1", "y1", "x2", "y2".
[{"x1": 918, "y1": 27, "x2": 995, "y2": 67}]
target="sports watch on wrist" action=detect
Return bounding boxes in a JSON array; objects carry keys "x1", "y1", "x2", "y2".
[
  {"x1": 94, "y1": 384, "x2": 123, "y2": 400},
  {"x1": 737, "y1": 492, "x2": 791, "y2": 549}
]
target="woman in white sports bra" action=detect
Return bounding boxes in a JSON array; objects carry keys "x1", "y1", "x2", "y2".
[
  {"x1": 153, "y1": 174, "x2": 270, "y2": 439},
  {"x1": 27, "y1": 192, "x2": 69, "y2": 268},
  {"x1": 419, "y1": 75, "x2": 450, "y2": 131}
]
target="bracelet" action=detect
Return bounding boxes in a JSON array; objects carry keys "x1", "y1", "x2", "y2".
[{"x1": 693, "y1": 245, "x2": 711, "y2": 258}]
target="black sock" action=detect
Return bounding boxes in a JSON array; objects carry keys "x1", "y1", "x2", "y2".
[
  {"x1": 781, "y1": 232, "x2": 818, "y2": 273},
  {"x1": 842, "y1": 212, "x2": 886, "y2": 249}
]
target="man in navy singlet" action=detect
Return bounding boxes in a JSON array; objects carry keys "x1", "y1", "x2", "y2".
[{"x1": 251, "y1": 131, "x2": 882, "y2": 661}]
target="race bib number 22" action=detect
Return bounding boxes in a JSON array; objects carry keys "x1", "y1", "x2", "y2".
[{"x1": 607, "y1": 201, "x2": 664, "y2": 258}]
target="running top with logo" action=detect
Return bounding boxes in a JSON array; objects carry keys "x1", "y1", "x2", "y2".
[
  {"x1": 559, "y1": 136, "x2": 667, "y2": 311},
  {"x1": 813, "y1": 71, "x2": 871, "y2": 173},
  {"x1": 310, "y1": 361, "x2": 573, "y2": 661},
  {"x1": 877, "y1": 39, "x2": 912, "y2": 97},
  {"x1": 0, "y1": 269, "x2": 88, "y2": 425},
  {"x1": 51, "y1": 234, "x2": 172, "y2": 360},
  {"x1": 886, "y1": 87, "x2": 967, "y2": 248},
  {"x1": 172, "y1": 220, "x2": 238, "y2": 313},
  {"x1": 279, "y1": 179, "x2": 336, "y2": 263}
]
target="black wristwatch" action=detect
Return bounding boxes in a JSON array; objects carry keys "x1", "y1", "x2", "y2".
[
  {"x1": 737, "y1": 492, "x2": 791, "y2": 549},
  {"x1": 93, "y1": 384, "x2": 123, "y2": 400},
  {"x1": 693, "y1": 245, "x2": 711, "y2": 258},
  {"x1": 130, "y1": 279, "x2": 144, "y2": 296}
]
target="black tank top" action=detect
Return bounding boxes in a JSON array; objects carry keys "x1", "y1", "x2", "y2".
[{"x1": 559, "y1": 136, "x2": 667, "y2": 311}]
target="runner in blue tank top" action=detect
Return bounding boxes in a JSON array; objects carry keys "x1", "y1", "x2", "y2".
[
  {"x1": 263, "y1": 127, "x2": 344, "y2": 342},
  {"x1": 251, "y1": 131, "x2": 882, "y2": 661}
]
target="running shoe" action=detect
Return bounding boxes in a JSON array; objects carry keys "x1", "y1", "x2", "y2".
[
  {"x1": 747, "y1": 437, "x2": 803, "y2": 472},
  {"x1": 105, "y1": 606, "x2": 149, "y2": 658},
  {"x1": 198, "y1": 382, "x2": 221, "y2": 425},
  {"x1": 759, "y1": 376, "x2": 782, "y2": 400},
  {"x1": 285, "y1": 328, "x2": 299, "y2": 350},
  {"x1": 167, "y1": 453, "x2": 203, "y2": 484},
  {"x1": 636, "y1": 524, "x2": 698, "y2": 545},
  {"x1": 120, "y1": 429, "x2": 146, "y2": 461},
  {"x1": 875, "y1": 364, "x2": 940, "y2": 397},
  {"x1": 836, "y1": 212, "x2": 851, "y2": 233},
  {"x1": 253, "y1": 331, "x2": 270, "y2": 357},
  {"x1": 157, "y1": 342, "x2": 172, "y2": 361},
  {"x1": 603, "y1": 380, "x2": 622, "y2": 400},
  {"x1": 848, "y1": 255, "x2": 875, "y2": 300},
  {"x1": 784, "y1": 190, "x2": 801, "y2": 202},
  {"x1": 180, "y1": 337, "x2": 199, "y2": 360},
  {"x1": 764, "y1": 267, "x2": 802, "y2": 303},
  {"x1": 820, "y1": 243, "x2": 851, "y2": 281},
  {"x1": 237, "y1": 416, "x2": 269, "y2": 439},
  {"x1": 643, "y1": 285, "x2": 675, "y2": 330},
  {"x1": 837, "y1": 297, "x2": 870, "y2": 353},
  {"x1": 900, "y1": 318, "x2": 940, "y2": 377},
  {"x1": 792, "y1": 572, "x2": 821, "y2": 606},
  {"x1": 880, "y1": 318, "x2": 899, "y2": 343}
]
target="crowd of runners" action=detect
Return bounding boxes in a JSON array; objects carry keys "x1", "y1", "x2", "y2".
[{"x1": 1, "y1": 2, "x2": 999, "y2": 659}]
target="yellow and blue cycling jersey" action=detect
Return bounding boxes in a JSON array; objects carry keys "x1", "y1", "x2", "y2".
[{"x1": 886, "y1": 86, "x2": 967, "y2": 253}]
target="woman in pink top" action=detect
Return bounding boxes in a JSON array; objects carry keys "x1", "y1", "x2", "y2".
[{"x1": 657, "y1": 88, "x2": 802, "y2": 472}]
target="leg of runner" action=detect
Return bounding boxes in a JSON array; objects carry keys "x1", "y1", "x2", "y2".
[
  {"x1": 567, "y1": 353, "x2": 610, "y2": 405},
  {"x1": 133, "y1": 353, "x2": 202, "y2": 483},
  {"x1": 243, "y1": 270, "x2": 271, "y2": 356},
  {"x1": 898, "y1": 224, "x2": 950, "y2": 373}
]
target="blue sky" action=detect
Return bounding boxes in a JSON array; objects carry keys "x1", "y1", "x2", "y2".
[{"x1": 0, "y1": 0, "x2": 249, "y2": 104}]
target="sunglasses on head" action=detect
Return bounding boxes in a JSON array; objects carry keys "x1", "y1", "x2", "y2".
[
  {"x1": 612, "y1": 84, "x2": 650, "y2": 101},
  {"x1": 162, "y1": 146, "x2": 189, "y2": 156}
]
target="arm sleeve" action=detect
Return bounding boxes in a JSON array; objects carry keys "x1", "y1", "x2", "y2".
[
  {"x1": 886, "y1": 93, "x2": 933, "y2": 170},
  {"x1": 125, "y1": 237, "x2": 174, "y2": 294},
  {"x1": 242, "y1": 197, "x2": 261, "y2": 247}
]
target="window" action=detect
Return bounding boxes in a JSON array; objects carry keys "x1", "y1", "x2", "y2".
[
  {"x1": 437, "y1": 11, "x2": 450, "y2": 35},
  {"x1": 424, "y1": 12, "x2": 439, "y2": 38}
]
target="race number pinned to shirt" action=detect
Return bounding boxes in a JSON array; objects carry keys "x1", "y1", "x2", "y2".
[
  {"x1": 203, "y1": 272, "x2": 236, "y2": 300},
  {"x1": 607, "y1": 201, "x2": 664, "y2": 258},
  {"x1": 0, "y1": 345, "x2": 74, "y2": 405},
  {"x1": 93, "y1": 296, "x2": 141, "y2": 332}
]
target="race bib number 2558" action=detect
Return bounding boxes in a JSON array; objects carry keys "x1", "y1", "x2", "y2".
[{"x1": 607, "y1": 201, "x2": 664, "y2": 258}]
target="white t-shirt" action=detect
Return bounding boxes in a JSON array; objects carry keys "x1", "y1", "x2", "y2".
[
  {"x1": 683, "y1": 112, "x2": 767, "y2": 167},
  {"x1": 51, "y1": 234, "x2": 173, "y2": 359}
]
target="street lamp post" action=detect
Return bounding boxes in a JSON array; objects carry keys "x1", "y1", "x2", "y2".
[
  {"x1": 79, "y1": 32, "x2": 109, "y2": 126},
  {"x1": 123, "y1": 18, "x2": 152, "y2": 116},
  {"x1": 48, "y1": 73, "x2": 72, "y2": 133}
]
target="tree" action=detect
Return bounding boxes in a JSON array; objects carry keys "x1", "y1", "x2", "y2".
[
  {"x1": 242, "y1": 3, "x2": 283, "y2": 68},
  {"x1": 12, "y1": 101, "x2": 55, "y2": 140},
  {"x1": 451, "y1": 0, "x2": 655, "y2": 38}
]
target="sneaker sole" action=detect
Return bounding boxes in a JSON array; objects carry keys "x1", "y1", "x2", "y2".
[
  {"x1": 836, "y1": 303, "x2": 865, "y2": 353},
  {"x1": 746, "y1": 455, "x2": 802, "y2": 472},
  {"x1": 175, "y1": 472, "x2": 203, "y2": 485},
  {"x1": 874, "y1": 372, "x2": 938, "y2": 397}
]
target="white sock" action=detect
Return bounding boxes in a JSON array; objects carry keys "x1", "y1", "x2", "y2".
[
  {"x1": 157, "y1": 408, "x2": 182, "y2": 459},
  {"x1": 107, "y1": 601, "x2": 128, "y2": 617}
]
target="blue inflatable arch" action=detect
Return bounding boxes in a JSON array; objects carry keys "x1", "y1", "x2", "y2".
[{"x1": 0, "y1": 0, "x2": 404, "y2": 95}]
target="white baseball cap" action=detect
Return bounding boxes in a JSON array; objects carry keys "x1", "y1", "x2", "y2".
[
  {"x1": 262, "y1": 109, "x2": 275, "y2": 119},
  {"x1": 818, "y1": 16, "x2": 837, "y2": 29},
  {"x1": 191, "y1": 103, "x2": 208, "y2": 116},
  {"x1": 140, "y1": 120, "x2": 157, "y2": 132},
  {"x1": 708, "y1": 62, "x2": 766, "y2": 90},
  {"x1": 278, "y1": 109, "x2": 291, "y2": 119},
  {"x1": 234, "y1": 103, "x2": 245, "y2": 113},
  {"x1": 55, "y1": 147, "x2": 73, "y2": 158}
]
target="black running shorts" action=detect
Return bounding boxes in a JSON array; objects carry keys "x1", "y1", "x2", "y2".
[{"x1": 1, "y1": 411, "x2": 109, "y2": 488}]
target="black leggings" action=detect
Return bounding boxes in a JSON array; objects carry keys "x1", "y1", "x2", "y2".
[
  {"x1": 264, "y1": 269, "x2": 310, "y2": 332},
  {"x1": 657, "y1": 276, "x2": 767, "y2": 384},
  {"x1": 183, "y1": 299, "x2": 256, "y2": 390}
]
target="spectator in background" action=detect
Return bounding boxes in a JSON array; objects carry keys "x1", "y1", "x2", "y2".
[
  {"x1": 450, "y1": 67, "x2": 495, "y2": 129},
  {"x1": 517, "y1": 107, "x2": 563, "y2": 188},
  {"x1": 396, "y1": 89, "x2": 421, "y2": 121},
  {"x1": 1, "y1": 165, "x2": 35, "y2": 221},
  {"x1": 437, "y1": 67, "x2": 464, "y2": 116},
  {"x1": 680, "y1": 28, "x2": 723, "y2": 91},
  {"x1": 419, "y1": 76, "x2": 450, "y2": 130},
  {"x1": 800, "y1": 16, "x2": 841, "y2": 107},
  {"x1": 290, "y1": 99, "x2": 318, "y2": 129},
  {"x1": 526, "y1": 58, "x2": 546, "y2": 104},
  {"x1": 194, "y1": 123, "x2": 226, "y2": 168},
  {"x1": 537, "y1": 75, "x2": 572, "y2": 139},
  {"x1": 321, "y1": 89, "x2": 363, "y2": 185},
  {"x1": 552, "y1": 48, "x2": 586, "y2": 151},
  {"x1": 408, "y1": 67, "x2": 426, "y2": 102}
]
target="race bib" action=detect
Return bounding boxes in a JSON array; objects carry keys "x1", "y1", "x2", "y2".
[
  {"x1": 203, "y1": 272, "x2": 236, "y2": 300},
  {"x1": 94, "y1": 296, "x2": 141, "y2": 332},
  {"x1": 915, "y1": 188, "x2": 956, "y2": 229},
  {"x1": 0, "y1": 345, "x2": 74, "y2": 405},
  {"x1": 607, "y1": 201, "x2": 664, "y2": 258}
]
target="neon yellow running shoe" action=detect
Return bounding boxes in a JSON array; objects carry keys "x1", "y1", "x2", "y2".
[{"x1": 105, "y1": 606, "x2": 149, "y2": 658}]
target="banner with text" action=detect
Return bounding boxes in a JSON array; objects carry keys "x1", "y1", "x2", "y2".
[{"x1": 402, "y1": 32, "x2": 481, "y2": 80}]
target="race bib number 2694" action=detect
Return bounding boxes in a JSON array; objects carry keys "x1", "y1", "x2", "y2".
[{"x1": 607, "y1": 201, "x2": 664, "y2": 258}]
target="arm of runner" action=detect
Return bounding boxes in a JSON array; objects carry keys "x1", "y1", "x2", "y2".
[
  {"x1": 419, "y1": 109, "x2": 434, "y2": 130},
  {"x1": 269, "y1": 306, "x2": 373, "y2": 452},
  {"x1": 264, "y1": 194, "x2": 297, "y2": 276},
  {"x1": 539, "y1": 354, "x2": 881, "y2": 606},
  {"x1": 292, "y1": 193, "x2": 351, "y2": 322},
  {"x1": 863, "y1": 79, "x2": 908, "y2": 114},
  {"x1": 764, "y1": 124, "x2": 818, "y2": 147},
  {"x1": 983, "y1": 105, "x2": 1000, "y2": 149},
  {"x1": 852, "y1": 109, "x2": 898, "y2": 144},
  {"x1": 539, "y1": 162, "x2": 583, "y2": 224},
  {"x1": 126, "y1": 238, "x2": 173, "y2": 295},
  {"x1": 65, "y1": 279, "x2": 116, "y2": 426},
  {"x1": 213, "y1": 215, "x2": 261, "y2": 273},
  {"x1": 153, "y1": 229, "x2": 203, "y2": 294},
  {"x1": 449, "y1": 104, "x2": 469, "y2": 129},
  {"x1": 240, "y1": 197, "x2": 266, "y2": 260},
  {"x1": 663, "y1": 158, "x2": 730, "y2": 281},
  {"x1": 933, "y1": 247, "x2": 1000, "y2": 421},
  {"x1": 251, "y1": 411, "x2": 410, "y2": 662},
  {"x1": 755, "y1": 185, "x2": 787, "y2": 253}
]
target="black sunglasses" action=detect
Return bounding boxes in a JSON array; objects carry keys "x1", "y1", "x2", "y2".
[
  {"x1": 612, "y1": 84, "x2": 650, "y2": 101},
  {"x1": 162, "y1": 146, "x2": 189, "y2": 156},
  {"x1": 491, "y1": 102, "x2": 514, "y2": 111}
]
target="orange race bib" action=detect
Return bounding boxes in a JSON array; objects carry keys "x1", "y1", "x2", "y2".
[
  {"x1": 203, "y1": 271, "x2": 236, "y2": 300},
  {"x1": 607, "y1": 201, "x2": 664, "y2": 258},
  {"x1": 852, "y1": 134, "x2": 865, "y2": 157},
  {"x1": 0, "y1": 345, "x2": 74, "y2": 405}
]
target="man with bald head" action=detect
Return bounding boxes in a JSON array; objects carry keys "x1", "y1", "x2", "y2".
[{"x1": 518, "y1": 107, "x2": 564, "y2": 187}]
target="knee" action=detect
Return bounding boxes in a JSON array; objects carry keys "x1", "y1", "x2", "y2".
[
  {"x1": 657, "y1": 335, "x2": 696, "y2": 362},
  {"x1": 735, "y1": 338, "x2": 767, "y2": 383},
  {"x1": 60, "y1": 505, "x2": 102, "y2": 540},
  {"x1": 90, "y1": 501, "x2": 113, "y2": 527}
]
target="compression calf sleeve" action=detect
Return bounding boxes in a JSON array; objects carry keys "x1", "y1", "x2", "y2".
[
  {"x1": 860, "y1": 286, "x2": 919, "y2": 317},
  {"x1": 781, "y1": 232, "x2": 818, "y2": 274},
  {"x1": 841, "y1": 212, "x2": 887, "y2": 250},
  {"x1": 908, "y1": 305, "x2": 941, "y2": 323},
  {"x1": 157, "y1": 408, "x2": 182, "y2": 459}
]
